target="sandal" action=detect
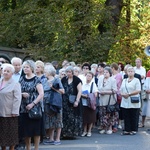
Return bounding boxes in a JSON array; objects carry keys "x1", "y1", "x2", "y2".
[
  {"x1": 121, "y1": 131, "x2": 133, "y2": 135},
  {"x1": 138, "y1": 124, "x2": 144, "y2": 128}
]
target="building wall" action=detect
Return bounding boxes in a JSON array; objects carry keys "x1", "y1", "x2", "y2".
[{"x1": 0, "y1": 46, "x2": 32, "y2": 62}]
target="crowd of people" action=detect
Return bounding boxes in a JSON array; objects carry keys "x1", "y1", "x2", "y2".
[{"x1": 0, "y1": 56, "x2": 149, "y2": 150}]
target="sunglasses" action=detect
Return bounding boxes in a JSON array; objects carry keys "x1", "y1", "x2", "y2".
[{"x1": 83, "y1": 67, "x2": 89, "y2": 70}]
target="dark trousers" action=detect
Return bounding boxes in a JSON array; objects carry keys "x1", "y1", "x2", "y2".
[{"x1": 123, "y1": 108, "x2": 139, "y2": 132}]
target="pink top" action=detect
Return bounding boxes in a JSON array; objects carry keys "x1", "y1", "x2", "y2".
[{"x1": 113, "y1": 73, "x2": 122, "y2": 94}]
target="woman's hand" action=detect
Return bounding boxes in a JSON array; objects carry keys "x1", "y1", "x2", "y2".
[
  {"x1": 99, "y1": 91, "x2": 105, "y2": 95},
  {"x1": 26, "y1": 102, "x2": 35, "y2": 110},
  {"x1": 74, "y1": 101, "x2": 79, "y2": 107},
  {"x1": 81, "y1": 94, "x2": 88, "y2": 98},
  {"x1": 22, "y1": 92, "x2": 30, "y2": 99},
  {"x1": 121, "y1": 93, "x2": 129, "y2": 99}
]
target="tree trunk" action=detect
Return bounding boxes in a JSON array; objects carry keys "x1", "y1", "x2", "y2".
[{"x1": 98, "y1": 0, "x2": 123, "y2": 34}]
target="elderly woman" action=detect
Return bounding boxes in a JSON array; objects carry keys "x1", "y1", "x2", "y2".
[
  {"x1": 59, "y1": 68, "x2": 66, "y2": 79},
  {"x1": 19, "y1": 60, "x2": 44, "y2": 150},
  {"x1": 81, "y1": 71, "x2": 98, "y2": 137},
  {"x1": 43, "y1": 65, "x2": 64, "y2": 145},
  {"x1": 73, "y1": 66, "x2": 81, "y2": 77},
  {"x1": 111, "y1": 63, "x2": 123, "y2": 131},
  {"x1": 78, "y1": 62, "x2": 91, "y2": 84},
  {"x1": 0, "y1": 64, "x2": 21, "y2": 150},
  {"x1": 120, "y1": 66, "x2": 141, "y2": 135},
  {"x1": 98, "y1": 67, "x2": 118, "y2": 134},
  {"x1": 61, "y1": 66, "x2": 82, "y2": 138}
]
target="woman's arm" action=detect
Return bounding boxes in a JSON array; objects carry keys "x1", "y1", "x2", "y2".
[
  {"x1": 34, "y1": 83, "x2": 44, "y2": 104},
  {"x1": 74, "y1": 82, "x2": 82, "y2": 107},
  {"x1": 26, "y1": 83, "x2": 44, "y2": 110}
]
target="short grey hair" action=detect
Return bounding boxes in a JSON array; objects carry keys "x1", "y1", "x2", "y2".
[
  {"x1": 65, "y1": 66, "x2": 74, "y2": 73},
  {"x1": 44, "y1": 65, "x2": 56, "y2": 76},
  {"x1": 127, "y1": 66, "x2": 135, "y2": 72},
  {"x1": 91, "y1": 63, "x2": 98, "y2": 68},
  {"x1": 11, "y1": 57, "x2": 22, "y2": 65},
  {"x1": 73, "y1": 66, "x2": 81, "y2": 73},
  {"x1": 2, "y1": 63, "x2": 15, "y2": 73},
  {"x1": 23, "y1": 60, "x2": 35, "y2": 73},
  {"x1": 124, "y1": 64, "x2": 132, "y2": 71},
  {"x1": 59, "y1": 68, "x2": 66, "y2": 74}
]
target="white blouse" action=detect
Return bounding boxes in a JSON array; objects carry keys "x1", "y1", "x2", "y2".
[{"x1": 120, "y1": 78, "x2": 141, "y2": 108}]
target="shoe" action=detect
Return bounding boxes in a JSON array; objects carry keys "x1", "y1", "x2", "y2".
[
  {"x1": 138, "y1": 124, "x2": 144, "y2": 128},
  {"x1": 132, "y1": 131, "x2": 137, "y2": 135},
  {"x1": 99, "y1": 130, "x2": 106, "y2": 134},
  {"x1": 87, "y1": 132, "x2": 92, "y2": 137},
  {"x1": 81, "y1": 132, "x2": 87, "y2": 137},
  {"x1": 118, "y1": 125, "x2": 122, "y2": 129},
  {"x1": 121, "y1": 131, "x2": 133, "y2": 136},
  {"x1": 43, "y1": 140, "x2": 54, "y2": 145},
  {"x1": 54, "y1": 141, "x2": 61, "y2": 145},
  {"x1": 106, "y1": 130, "x2": 113, "y2": 134}
]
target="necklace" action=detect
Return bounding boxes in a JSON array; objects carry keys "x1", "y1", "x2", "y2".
[{"x1": 128, "y1": 78, "x2": 133, "y2": 83}]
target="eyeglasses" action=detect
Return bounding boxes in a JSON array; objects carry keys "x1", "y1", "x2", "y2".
[{"x1": 62, "y1": 74, "x2": 66, "y2": 76}]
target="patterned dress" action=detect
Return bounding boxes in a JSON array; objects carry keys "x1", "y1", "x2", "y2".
[
  {"x1": 19, "y1": 75, "x2": 42, "y2": 137},
  {"x1": 44, "y1": 77, "x2": 63, "y2": 129},
  {"x1": 61, "y1": 76, "x2": 82, "y2": 138}
]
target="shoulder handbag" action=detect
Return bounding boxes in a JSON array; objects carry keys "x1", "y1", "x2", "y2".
[
  {"x1": 106, "y1": 91, "x2": 120, "y2": 113},
  {"x1": 125, "y1": 79, "x2": 140, "y2": 103},
  {"x1": 87, "y1": 82, "x2": 96, "y2": 110},
  {"x1": 49, "y1": 78, "x2": 63, "y2": 112},
  {"x1": 28, "y1": 103, "x2": 42, "y2": 119},
  {"x1": 28, "y1": 86, "x2": 42, "y2": 119},
  {"x1": 69, "y1": 94, "x2": 76, "y2": 103}
]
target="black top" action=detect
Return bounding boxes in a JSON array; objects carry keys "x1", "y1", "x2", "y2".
[{"x1": 61, "y1": 75, "x2": 82, "y2": 95}]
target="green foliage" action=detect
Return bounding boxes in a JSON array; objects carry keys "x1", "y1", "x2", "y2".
[
  {"x1": 108, "y1": 0, "x2": 150, "y2": 70},
  {"x1": 0, "y1": 0, "x2": 150, "y2": 70}
]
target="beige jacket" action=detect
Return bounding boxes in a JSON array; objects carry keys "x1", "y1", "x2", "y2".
[
  {"x1": 98, "y1": 76, "x2": 117, "y2": 106},
  {"x1": 0, "y1": 78, "x2": 21, "y2": 117}
]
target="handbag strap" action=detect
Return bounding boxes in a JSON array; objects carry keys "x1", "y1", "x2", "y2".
[
  {"x1": 90, "y1": 82, "x2": 94, "y2": 93},
  {"x1": 107, "y1": 94, "x2": 111, "y2": 105},
  {"x1": 125, "y1": 79, "x2": 129, "y2": 94},
  {"x1": 107, "y1": 90, "x2": 117, "y2": 105}
]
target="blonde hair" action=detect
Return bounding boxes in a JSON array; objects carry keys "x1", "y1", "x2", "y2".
[{"x1": 35, "y1": 60, "x2": 45, "y2": 73}]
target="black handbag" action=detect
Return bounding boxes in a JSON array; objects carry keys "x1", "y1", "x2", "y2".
[
  {"x1": 28, "y1": 103, "x2": 42, "y2": 119},
  {"x1": 106, "y1": 92, "x2": 120, "y2": 113},
  {"x1": 69, "y1": 95, "x2": 76, "y2": 103},
  {"x1": 130, "y1": 96, "x2": 140, "y2": 103}
]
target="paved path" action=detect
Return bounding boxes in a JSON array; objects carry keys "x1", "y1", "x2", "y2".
[{"x1": 38, "y1": 119, "x2": 150, "y2": 150}]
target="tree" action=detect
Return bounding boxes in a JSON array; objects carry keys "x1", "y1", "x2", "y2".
[{"x1": 0, "y1": 0, "x2": 150, "y2": 68}]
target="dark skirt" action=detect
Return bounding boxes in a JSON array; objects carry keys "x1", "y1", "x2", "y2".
[
  {"x1": 20, "y1": 113, "x2": 42, "y2": 137},
  {"x1": 0, "y1": 117, "x2": 19, "y2": 146},
  {"x1": 83, "y1": 106, "x2": 96, "y2": 124}
]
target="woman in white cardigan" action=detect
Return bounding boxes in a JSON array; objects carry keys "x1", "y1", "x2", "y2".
[{"x1": 120, "y1": 66, "x2": 141, "y2": 135}]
